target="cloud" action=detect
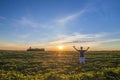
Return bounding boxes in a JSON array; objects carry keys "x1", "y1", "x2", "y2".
[
  {"x1": 49, "y1": 32, "x2": 106, "y2": 45},
  {"x1": 17, "y1": 34, "x2": 30, "y2": 39},
  {"x1": 46, "y1": 32, "x2": 120, "y2": 48},
  {"x1": 12, "y1": 32, "x2": 31, "y2": 39},
  {"x1": 17, "y1": 17, "x2": 44, "y2": 28},
  {"x1": 0, "y1": 16, "x2": 6, "y2": 20},
  {"x1": 98, "y1": 39, "x2": 120, "y2": 43},
  {"x1": 11, "y1": 32, "x2": 120, "y2": 48},
  {"x1": 56, "y1": 9, "x2": 86, "y2": 25},
  {"x1": 1, "y1": 31, "x2": 120, "y2": 50},
  {"x1": 15, "y1": 8, "x2": 87, "y2": 29}
]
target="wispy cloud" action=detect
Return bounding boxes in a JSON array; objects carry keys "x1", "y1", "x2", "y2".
[
  {"x1": 10, "y1": 32, "x2": 120, "y2": 48},
  {"x1": 98, "y1": 39, "x2": 120, "y2": 43},
  {"x1": 12, "y1": 32, "x2": 31, "y2": 39},
  {"x1": 0, "y1": 16, "x2": 6, "y2": 20},
  {"x1": 49, "y1": 32, "x2": 106, "y2": 45},
  {"x1": 17, "y1": 34, "x2": 30, "y2": 39},
  {"x1": 15, "y1": 8, "x2": 87, "y2": 29},
  {"x1": 1, "y1": 31, "x2": 120, "y2": 50},
  {"x1": 56, "y1": 9, "x2": 87, "y2": 25},
  {"x1": 17, "y1": 17, "x2": 43, "y2": 28},
  {"x1": 46, "y1": 32, "x2": 120, "y2": 48}
]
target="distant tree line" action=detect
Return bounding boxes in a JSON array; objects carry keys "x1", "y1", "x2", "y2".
[{"x1": 27, "y1": 47, "x2": 45, "y2": 51}]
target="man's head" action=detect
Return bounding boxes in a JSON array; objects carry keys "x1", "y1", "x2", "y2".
[{"x1": 80, "y1": 46, "x2": 83, "y2": 50}]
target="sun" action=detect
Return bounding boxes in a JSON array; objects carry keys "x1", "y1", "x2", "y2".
[{"x1": 58, "y1": 45, "x2": 63, "y2": 50}]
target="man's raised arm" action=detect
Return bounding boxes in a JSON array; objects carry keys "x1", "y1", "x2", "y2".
[
  {"x1": 73, "y1": 46, "x2": 79, "y2": 52},
  {"x1": 86, "y1": 47, "x2": 90, "y2": 51}
]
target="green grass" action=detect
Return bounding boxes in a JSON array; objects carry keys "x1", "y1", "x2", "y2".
[{"x1": 0, "y1": 50, "x2": 120, "y2": 80}]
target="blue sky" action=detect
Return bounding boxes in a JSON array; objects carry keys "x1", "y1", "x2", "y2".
[{"x1": 0, "y1": 0, "x2": 120, "y2": 50}]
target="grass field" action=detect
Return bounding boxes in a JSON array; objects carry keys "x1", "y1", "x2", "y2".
[{"x1": 0, "y1": 50, "x2": 120, "y2": 80}]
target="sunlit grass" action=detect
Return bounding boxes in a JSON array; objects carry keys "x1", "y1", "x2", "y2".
[{"x1": 0, "y1": 50, "x2": 120, "y2": 80}]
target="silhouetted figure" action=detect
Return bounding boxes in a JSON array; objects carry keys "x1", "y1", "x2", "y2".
[{"x1": 73, "y1": 46, "x2": 90, "y2": 65}]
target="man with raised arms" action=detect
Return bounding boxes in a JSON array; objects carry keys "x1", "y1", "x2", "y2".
[{"x1": 73, "y1": 46, "x2": 90, "y2": 64}]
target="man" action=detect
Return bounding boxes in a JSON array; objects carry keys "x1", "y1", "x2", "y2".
[{"x1": 73, "y1": 46, "x2": 90, "y2": 64}]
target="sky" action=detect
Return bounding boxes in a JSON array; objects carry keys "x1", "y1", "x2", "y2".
[{"x1": 0, "y1": 0, "x2": 120, "y2": 51}]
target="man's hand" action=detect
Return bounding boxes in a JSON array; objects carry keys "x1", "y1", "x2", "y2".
[
  {"x1": 73, "y1": 46, "x2": 79, "y2": 52},
  {"x1": 73, "y1": 46, "x2": 75, "y2": 48},
  {"x1": 86, "y1": 47, "x2": 90, "y2": 51}
]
